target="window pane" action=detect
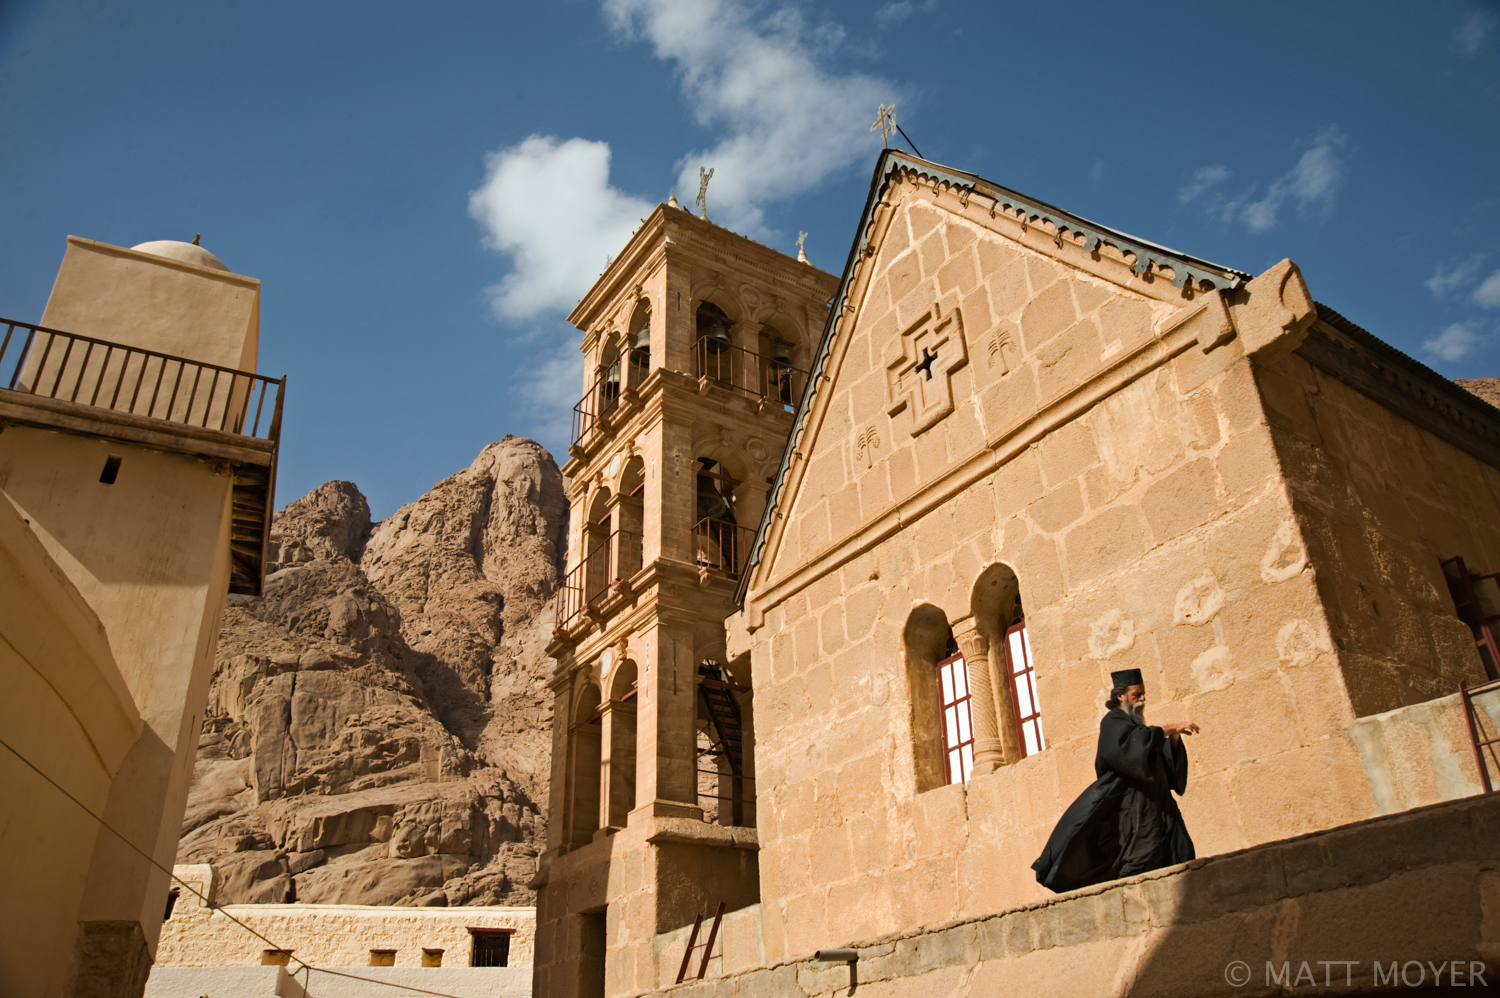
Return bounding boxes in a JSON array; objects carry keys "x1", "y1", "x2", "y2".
[
  {"x1": 956, "y1": 700, "x2": 972, "y2": 743},
  {"x1": 1014, "y1": 672, "x2": 1033, "y2": 717},
  {"x1": 948, "y1": 748, "x2": 963, "y2": 784},
  {"x1": 1020, "y1": 625, "x2": 1034, "y2": 666},
  {"x1": 1008, "y1": 631, "x2": 1026, "y2": 674},
  {"x1": 960, "y1": 744, "x2": 974, "y2": 782},
  {"x1": 1035, "y1": 716, "x2": 1046, "y2": 751},
  {"x1": 1023, "y1": 720, "x2": 1039, "y2": 756},
  {"x1": 1028, "y1": 672, "x2": 1041, "y2": 719},
  {"x1": 945, "y1": 706, "x2": 959, "y2": 747},
  {"x1": 940, "y1": 664, "x2": 955, "y2": 704},
  {"x1": 953, "y1": 657, "x2": 968, "y2": 699}
]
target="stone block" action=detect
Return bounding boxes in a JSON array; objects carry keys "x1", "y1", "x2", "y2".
[
  {"x1": 986, "y1": 257, "x2": 1030, "y2": 321},
  {"x1": 1142, "y1": 458, "x2": 1223, "y2": 542},
  {"x1": 994, "y1": 448, "x2": 1045, "y2": 519},
  {"x1": 886, "y1": 251, "x2": 921, "y2": 307},
  {"x1": 1036, "y1": 417, "x2": 1100, "y2": 489},
  {"x1": 1019, "y1": 279, "x2": 1077, "y2": 351},
  {"x1": 1063, "y1": 505, "x2": 1151, "y2": 587},
  {"x1": 1034, "y1": 319, "x2": 1103, "y2": 403},
  {"x1": 978, "y1": 366, "x2": 1038, "y2": 446}
]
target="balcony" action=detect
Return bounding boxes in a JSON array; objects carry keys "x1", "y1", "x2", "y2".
[
  {"x1": 692, "y1": 517, "x2": 754, "y2": 579},
  {"x1": 0, "y1": 316, "x2": 284, "y2": 595},
  {"x1": 693, "y1": 336, "x2": 805, "y2": 413},
  {"x1": 572, "y1": 354, "x2": 649, "y2": 448},
  {"x1": 555, "y1": 529, "x2": 643, "y2": 629}
]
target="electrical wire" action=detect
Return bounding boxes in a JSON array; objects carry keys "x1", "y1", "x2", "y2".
[{"x1": 0, "y1": 733, "x2": 481, "y2": 998}]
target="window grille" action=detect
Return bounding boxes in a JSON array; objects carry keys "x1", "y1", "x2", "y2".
[
  {"x1": 1005, "y1": 621, "x2": 1045, "y2": 757},
  {"x1": 935, "y1": 652, "x2": 974, "y2": 784},
  {"x1": 469, "y1": 929, "x2": 512, "y2": 967}
]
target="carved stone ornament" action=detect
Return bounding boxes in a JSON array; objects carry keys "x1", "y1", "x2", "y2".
[{"x1": 884, "y1": 301, "x2": 969, "y2": 435}]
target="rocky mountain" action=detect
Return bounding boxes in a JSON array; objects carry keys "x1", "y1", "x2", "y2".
[{"x1": 177, "y1": 437, "x2": 566, "y2": 907}]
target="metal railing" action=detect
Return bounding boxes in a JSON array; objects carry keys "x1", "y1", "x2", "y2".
[
  {"x1": 571, "y1": 355, "x2": 650, "y2": 447},
  {"x1": 693, "y1": 336, "x2": 805, "y2": 411},
  {"x1": 692, "y1": 517, "x2": 754, "y2": 578},
  {"x1": 0, "y1": 316, "x2": 283, "y2": 441},
  {"x1": 555, "y1": 529, "x2": 643, "y2": 628}
]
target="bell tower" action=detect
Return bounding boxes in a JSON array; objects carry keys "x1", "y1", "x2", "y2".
[{"x1": 535, "y1": 201, "x2": 839, "y2": 997}]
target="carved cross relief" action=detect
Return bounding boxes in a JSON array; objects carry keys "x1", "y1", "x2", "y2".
[{"x1": 885, "y1": 302, "x2": 968, "y2": 435}]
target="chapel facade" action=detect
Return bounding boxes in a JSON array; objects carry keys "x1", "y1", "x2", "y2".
[{"x1": 537, "y1": 151, "x2": 1500, "y2": 997}]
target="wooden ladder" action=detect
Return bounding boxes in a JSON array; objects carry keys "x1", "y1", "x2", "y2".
[{"x1": 676, "y1": 901, "x2": 727, "y2": 984}]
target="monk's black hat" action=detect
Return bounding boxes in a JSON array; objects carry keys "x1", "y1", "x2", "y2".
[{"x1": 1110, "y1": 669, "x2": 1144, "y2": 688}]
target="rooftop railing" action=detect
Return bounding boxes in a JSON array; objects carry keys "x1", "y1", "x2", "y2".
[{"x1": 0, "y1": 317, "x2": 284, "y2": 443}]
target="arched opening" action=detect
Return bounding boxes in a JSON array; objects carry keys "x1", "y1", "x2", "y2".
[
  {"x1": 616, "y1": 457, "x2": 645, "y2": 579},
  {"x1": 604, "y1": 661, "x2": 638, "y2": 828},
  {"x1": 598, "y1": 339, "x2": 622, "y2": 416},
  {"x1": 695, "y1": 654, "x2": 753, "y2": 826},
  {"x1": 692, "y1": 456, "x2": 750, "y2": 576},
  {"x1": 584, "y1": 489, "x2": 613, "y2": 605},
  {"x1": 905, "y1": 604, "x2": 973, "y2": 792},
  {"x1": 569, "y1": 683, "x2": 603, "y2": 845},
  {"x1": 626, "y1": 302, "x2": 651, "y2": 390},
  {"x1": 972, "y1": 563, "x2": 1043, "y2": 761},
  {"x1": 759, "y1": 318, "x2": 804, "y2": 410},
  {"x1": 695, "y1": 301, "x2": 734, "y2": 385}
]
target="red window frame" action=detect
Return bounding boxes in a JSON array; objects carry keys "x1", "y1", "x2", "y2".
[
  {"x1": 1004, "y1": 621, "x2": 1045, "y2": 758},
  {"x1": 934, "y1": 652, "x2": 975, "y2": 784}
]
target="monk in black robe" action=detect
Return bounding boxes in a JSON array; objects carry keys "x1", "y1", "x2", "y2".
[{"x1": 1031, "y1": 669, "x2": 1199, "y2": 893}]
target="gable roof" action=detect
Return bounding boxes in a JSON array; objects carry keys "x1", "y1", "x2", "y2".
[{"x1": 733, "y1": 148, "x2": 1251, "y2": 604}]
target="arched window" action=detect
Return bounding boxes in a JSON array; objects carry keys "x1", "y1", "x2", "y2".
[
  {"x1": 616, "y1": 457, "x2": 645, "y2": 579},
  {"x1": 604, "y1": 661, "x2": 638, "y2": 829},
  {"x1": 973, "y1": 564, "x2": 1045, "y2": 763},
  {"x1": 584, "y1": 490, "x2": 613, "y2": 605},
  {"x1": 904, "y1": 605, "x2": 966, "y2": 792},
  {"x1": 569, "y1": 683, "x2": 603, "y2": 845},
  {"x1": 599, "y1": 341, "x2": 622, "y2": 414}
]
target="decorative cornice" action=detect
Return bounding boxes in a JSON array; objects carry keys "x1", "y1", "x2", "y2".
[{"x1": 1298, "y1": 304, "x2": 1500, "y2": 471}]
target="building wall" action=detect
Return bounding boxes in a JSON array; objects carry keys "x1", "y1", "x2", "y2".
[
  {"x1": 0, "y1": 492, "x2": 141, "y2": 998},
  {"x1": 731, "y1": 174, "x2": 1409, "y2": 965},
  {"x1": 155, "y1": 866, "x2": 535, "y2": 969},
  {"x1": 1254, "y1": 345, "x2": 1496, "y2": 716}
]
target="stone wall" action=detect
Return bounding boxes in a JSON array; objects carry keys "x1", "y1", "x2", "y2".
[
  {"x1": 155, "y1": 865, "x2": 534, "y2": 969},
  {"x1": 1255, "y1": 344, "x2": 1496, "y2": 716},
  {"x1": 643, "y1": 790, "x2": 1500, "y2": 998},
  {"x1": 734, "y1": 175, "x2": 1389, "y2": 963}
]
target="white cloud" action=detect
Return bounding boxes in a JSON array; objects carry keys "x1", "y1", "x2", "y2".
[
  {"x1": 1476, "y1": 269, "x2": 1500, "y2": 309},
  {"x1": 468, "y1": 136, "x2": 653, "y2": 320},
  {"x1": 518, "y1": 340, "x2": 587, "y2": 453},
  {"x1": 1238, "y1": 128, "x2": 1348, "y2": 232},
  {"x1": 605, "y1": 0, "x2": 896, "y2": 233},
  {"x1": 1179, "y1": 165, "x2": 1230, "y2": 204},
  {"x1": 1456, "y1": 9, "x2": 1496, "y2": 58},
  {"x1": 1426, "y1": 254, "x2": 1487, "y2": 297},
  {"x1": 1423, "y1": 322, "x2": 1484, "y2": 362},
  {"x1": 875, "y1": 0, "x2": 937, "y2": 25}
]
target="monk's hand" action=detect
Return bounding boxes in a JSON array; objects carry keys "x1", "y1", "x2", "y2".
[{"x1": 1160, "y1": 721, "x2": 1200, "y2": 738}]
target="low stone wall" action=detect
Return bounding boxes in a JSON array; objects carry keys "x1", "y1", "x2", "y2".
[
  {"x1": 144, "y1": 965, "x2": 532, "y2": 998},
  {"x1": 156, "y1": 866, "x2": 535, "y2": 971},
  {"x1": 650, "y1": 790, "x2": 1500, "y2": 997}
]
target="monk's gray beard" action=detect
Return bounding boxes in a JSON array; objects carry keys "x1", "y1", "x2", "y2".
[{"x1": 1127, "y1": 702, "x2": 1145, "y2": 724}]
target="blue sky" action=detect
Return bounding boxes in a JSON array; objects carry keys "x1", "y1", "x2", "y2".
[{"x1": 2, "y1": 0, "x2": 1497, "y2": 518}]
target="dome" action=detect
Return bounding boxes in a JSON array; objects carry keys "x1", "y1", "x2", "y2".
[{"x1": 130, "y1": 239, "x2": 229, "y2": 272}]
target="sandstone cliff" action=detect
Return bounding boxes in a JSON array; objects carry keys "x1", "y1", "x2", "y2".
[{"x1": 178, "y1": 437, "x2": 566, "y2": 907}]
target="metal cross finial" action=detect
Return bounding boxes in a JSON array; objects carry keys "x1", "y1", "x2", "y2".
[
  {"x1": 871, "y1": 104, "x2": 896, "y2": 147},
  {"x1": 796, "y1": 230, "x2": 808, "y2": 263},
  {"x1": 696, "y1": 166, "x2": 714, "y2": 220}
]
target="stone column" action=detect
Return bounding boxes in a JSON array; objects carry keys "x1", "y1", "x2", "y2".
[
  {"x1": 952, "y1": 616, "x2": 1005, "y2": 776},
  {"x1": 629, "y1": 618, "x2": 703, "y2": 822},
  {"x1": 729, "y1": 320, "x2": 763, "y2": 396},
  {"x1": 730, "y1": 480, "x2": 770, "y2": 575},
  {"x1": 597, "y1": 695, "x2": 637, "y2": 831}
]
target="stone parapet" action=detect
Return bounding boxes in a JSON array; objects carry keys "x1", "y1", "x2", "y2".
[{"x1": 646, "y1": 790, "x2": 1500, "y2": 996}]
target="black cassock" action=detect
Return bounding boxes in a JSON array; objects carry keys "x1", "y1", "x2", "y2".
[{"x1": 1031, "y1": 707, "x2": 1194, "y2": 893}]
